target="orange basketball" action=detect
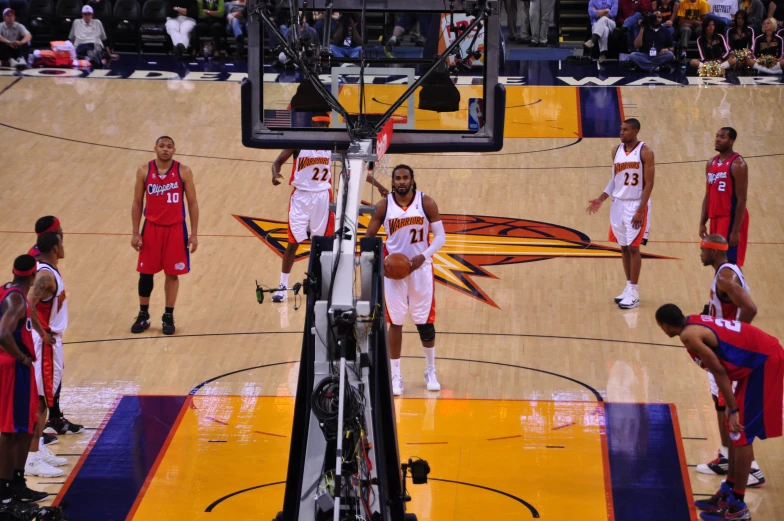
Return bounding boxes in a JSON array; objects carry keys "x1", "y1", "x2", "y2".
[{"x1": 384, "y1": 253, "x2": 411, "y2": 280}]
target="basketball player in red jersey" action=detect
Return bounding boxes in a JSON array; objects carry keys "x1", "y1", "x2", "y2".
[
  {"x1": 27, "y1": 216, "x2": 62, "y2": 257},
  {"x1": 364, "y1": 165, "x2": 447, "y2": 396},
  {"x1": 656, "y1": 304, "x2": 783, "y2": 520},
  {"x1": 270, "y1": 115, "x2": 389, "y2": 302},
  {"x1": 130, "y1": 136, "x2": 199, "y2": 335},
  {"x1": 699, "y1": 127, "x2": 749, "y2": 267},
  {"x1": 587, "y1": 119, "x2": 655, "y2": 309},
  {"x1": 0, "y1": 254, "x2": 48, "y2": 505},
  {"x1": 697, "y1": 235, "x2": 765, "y2": 487}
]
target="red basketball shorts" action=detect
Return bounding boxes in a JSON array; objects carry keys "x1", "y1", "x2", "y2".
[
  {"x1": 710, "y1": 209, "x2": 749, "y2": 267},
  {"x1": 727, "y1": 349, "x2": 783, "y2": 447},
  {"x1": 137, "y1": 220, "x2": 190, "y2": 276},
  {"x1": 0, "y1": 353, "x2": 38, "y2": 434}
]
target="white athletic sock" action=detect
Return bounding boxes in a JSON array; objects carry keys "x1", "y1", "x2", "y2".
[
  {"x1": 279, "y1": 272, "x2": 290, "y2": 289},
  {"x1": 391, "y1": 358, "x2": 401, "y2": 377},
  {"x1": 626, "y1": 280, "x2": 631, "y2": 288},
  {"x1": 630, "y1": 284, "x2": 638, "y2": 292},
  {"x1": 751, "y1": 460, "x2": 759, "y2": 468},
  {"x1": 721, "y1": 61, "x2": 730, "y2": 70},
  {"x1": 423, "y1": 347, "x2": 436, "y2": 368},
  {"x1": 721, "y1": 446, "x2": 729, "y2": 458},
  {"x1": 772, "y1": 63, "x2": 783, "y2": 73}
]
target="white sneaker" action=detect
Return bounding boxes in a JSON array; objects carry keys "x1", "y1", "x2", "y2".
[
  {"x1": 392, "y1": 374, "x2": 403, "y2": 396},
  {"x1": 25, "y1": 455, "x2": 64, "y2": 478},
  {"x1": 271, "y1": 284, "x2": 287, "y2": 302},
  {"x1": 618, "y1": 289, "x2": 639, "y2": 309},
  {"x1": 39, "y1": 447, "x2": 68, "y2": 467},
  {"x1": 584, "y1": 39, "x2": 595, "y2": 49},
  {"x1": 614, "y1": 285, "x2": 630, "y2": 304},
  {"x1": 747, "y1": 467, "x2": 766, "y2": 487},
  {"x1": 424, "y1": 367, "x2": 441, "y2": 392}
]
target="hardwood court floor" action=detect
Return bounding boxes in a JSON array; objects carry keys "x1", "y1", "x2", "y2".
[{"x1": 0, "y1": 76, "x2": 783, "y2": 520}]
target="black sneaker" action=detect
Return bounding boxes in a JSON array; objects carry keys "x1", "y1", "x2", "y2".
[
  {"x1": 42, "y1": 433, "x2": 59, "y2": 446},
  {"x1": 131, "y1": 312, "x2": 151, "y2": 334},
  {"x1": 11, "y1": 481, "x2": 49, "y2": 503},
  {"x1": 162, "y1": 313, "x2": 176, "y2": 335},
  {"x1": 44, "y1": 414, "x2": 84, "y2": 435}
]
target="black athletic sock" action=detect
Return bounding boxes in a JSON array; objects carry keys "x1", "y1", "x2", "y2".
[
  {"x1": 12, "y1": 469, "x2": 24, "y2": 486},
  {"x1": 734, "y1": 492, "x2": 745, "y2": 503},
  {"x1": 140, "y1": 304, "x2": 149, "y2": 314},
  {"x1": 0, "y1": 479, "x2": 11, "y2": 498},
  {"x1": 164, "y1": 307, "x2": 174, "y2": 315},
  {"x1": 49, "y1": 400, "x2": 62, "y2": 420},
  {"x1": 591, "y1": 34, "x2": 599, "y2": 45},
  {"x1": 725, "y1": 479, "x2": 735, "y2": 490}
]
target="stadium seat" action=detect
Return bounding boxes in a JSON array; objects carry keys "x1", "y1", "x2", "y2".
[
  {"x1": 54, "y1": 0, "x2": 84, "y2": 41},
  {"x1": 112, "y1": 0, "x2": 140, "y2": 52},
  {"x1": 139, "y1": 0, "x2": 169, "y2": 53},
  {"x1": 26, "y1": 0, "x2": 55, "y2": 46},
  {"x1": 90, "y1": 0, "x2": 114, "y2": 42}
]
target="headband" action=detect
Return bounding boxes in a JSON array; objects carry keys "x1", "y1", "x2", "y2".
[
  {"x1": 37, "y1": 217, "x2": 60, "y2": 236},
  {"x1": 700, "y1": 240, "x2": 729, "y2": 251},
  {"x1": 312, "y1": 116, "x2": 330, "y2": 123},
  {"x1": 13, "y1": 266, "x2": 36, "y2": 277}
]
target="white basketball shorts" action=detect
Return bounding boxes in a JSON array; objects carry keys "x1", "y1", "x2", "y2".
[
  {"x1": 287, "y1": 188, "x2": 333, "y2": 244},
  {"x1": 384, "y1": 262, "x2": 436, "y2": 326},
  {"x1": 609, "y1": 198, "x2": 648, "y2": 247},
  {"x1": 32, "y1": 330, "x2": 63, "y2": 407}
]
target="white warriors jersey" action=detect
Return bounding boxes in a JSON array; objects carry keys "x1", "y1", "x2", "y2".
[
  {"x1": 383, "y1": 191, "x2": 431, "y2": 261},
  {"x1": 36, "y1": 262, "x2": 68, "y2": 335},
  {"x1": 610, "y1": 141, "x2": 646, "y2": 200},
  {"x1": 289, "y1": 150, "x2": 332, "y2": 191},
  {"x1": 709, "y1": 263, "x2": 749, "y2": 319}
]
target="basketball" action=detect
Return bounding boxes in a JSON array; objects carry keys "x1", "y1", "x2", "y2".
[{"x1": 384, "y1": 253, "x2": 411, "y2": 280}]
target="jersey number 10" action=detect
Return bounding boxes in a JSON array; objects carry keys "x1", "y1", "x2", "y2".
[{"x1": 166, "y1": 192, "x2": 180, "y2": 203}]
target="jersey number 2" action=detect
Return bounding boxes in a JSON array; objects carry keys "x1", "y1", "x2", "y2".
[
  {"x1": 409, "y1": 229, "x2": 424, "y2": 244},
  {"x1": 166, "y1": 192, "x2": 180, "y2": 203},
  {"x1": 312, "y1": 168, "x2": 329, "y2": 181},
  {"x1": 714, "y1": 318, "x2": 742, "y2": 332},
  {"x1": 624, "y1": 173, "x2": 639, "y2": 186},
  {"x1": 717, "y1": 181, "x2": 726, "y2": 192}
]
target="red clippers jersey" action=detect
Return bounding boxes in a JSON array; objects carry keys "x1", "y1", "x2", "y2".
[
  {"x1": 706, "y1": 152, "x2": 740, "y2": 218},
  {"x1": 144, "y1": 160, "x2": 185, "y2": 225},
  {"x1": 685, "y1": 315, "x2": 782, "y2": 380},
  {"x1": 0, "y1": 283, "x2": 35, "y2": 360}
]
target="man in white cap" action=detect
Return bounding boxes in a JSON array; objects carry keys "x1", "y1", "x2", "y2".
[
  {"x1": 0, "y1": 8, "x2": 31, "y2": 68},
  {"x1": 68, "y1": 4, "x2": 111, "y2": 59}
]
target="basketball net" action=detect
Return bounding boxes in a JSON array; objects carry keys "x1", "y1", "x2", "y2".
[{"x1": 369, "y1": 153, "x2": 393, "y2": 178}]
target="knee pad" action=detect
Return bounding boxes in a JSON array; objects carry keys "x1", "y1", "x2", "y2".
[
  {"x1": 416, "y1": 323, "x2": 436, "y2": 343},
  {"x1": 712, "y1": 393, "x2": 725, "y2": 412},
  {"x1": 138, "y1": 273, "x2": 154, "y2": 298}
]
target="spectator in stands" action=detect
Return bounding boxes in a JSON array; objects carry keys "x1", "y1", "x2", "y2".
[
  {"x1": 705, "y1": 0, "x2": 737, "y2": 33},
  {"x1": 69, "y1": 5, "x2": 113, "y2": 59},
  {"x1": 501, "y1": 0, "x2": 520, "y2": 41},
  {"x1": 197, "y1": 0, "x2": 225, "y2": 58},
  {"x1": 0, "y1": 0, "x2": 26, "y2": 24},
  {"x1": 530, "y1": 0, "x2": 554, "y2": 46},
  {"x1": 314, "y1": 10, "x2": 338, "y2": 43},
  {"x1": 676, "y1": 0, "x2": 710, "y2": 63},
  {"x1": 166, "y1": 0, "x2": 197, "y2": 58},
  {"x1": 585, "y1": 0, "x2": 619, "y2": 63},
  {"x1": 689, "y1": 17, "x2": 730, "y2": 67},
  {"x1": 384, "y1": 13, "x2": 433, "y2": 51},
  {"x1": 659, "y1": 0, "x2": 680, "y2": 32},
  {"x1": 620, "y1": 0, "x2": 654, "y2": 51},
  {"x1": 767, "y1": 1, "x2": 784, "y2": 30},
  {"x1": 726, "y1": 9, "x2": 755, "y2": 50},
  {"x1": 752, "y1": 17, "x2": 783, "y2": 71},
  {"x1": 331, "y1": 12, "x2": 362, "y2": 59},
  {"x1": 629, "y1": 11, "x2": 677, "y2": 69},
  {"x1": 225, "y1": 0, "x2": 246, "y2": 57},
  {"x1": 0, "y1": 8, "x2": 29, "y2": 67},
  {"x1": 737, "y1": 0, "x2": 764, "y2": 31}
]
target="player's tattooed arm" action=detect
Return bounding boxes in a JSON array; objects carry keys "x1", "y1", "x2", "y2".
[
  {"x1": 27, "y1": 271, "x2": 56, "y2": 345},
  {"x1": 0, "y1": 293, "x2": 33, "y2": 365},
  {"x1": 716, "y1": 270, "x2": 757, "y2": 323}
]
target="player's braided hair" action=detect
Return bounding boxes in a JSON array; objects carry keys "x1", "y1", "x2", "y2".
[{"x1": 392, "y1": 164, "x2": 416, "y2": 191}]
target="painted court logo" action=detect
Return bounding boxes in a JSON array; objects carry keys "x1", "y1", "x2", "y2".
[{"x1": 234, "y1": 210, "x2": 668, "y2": 308}]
